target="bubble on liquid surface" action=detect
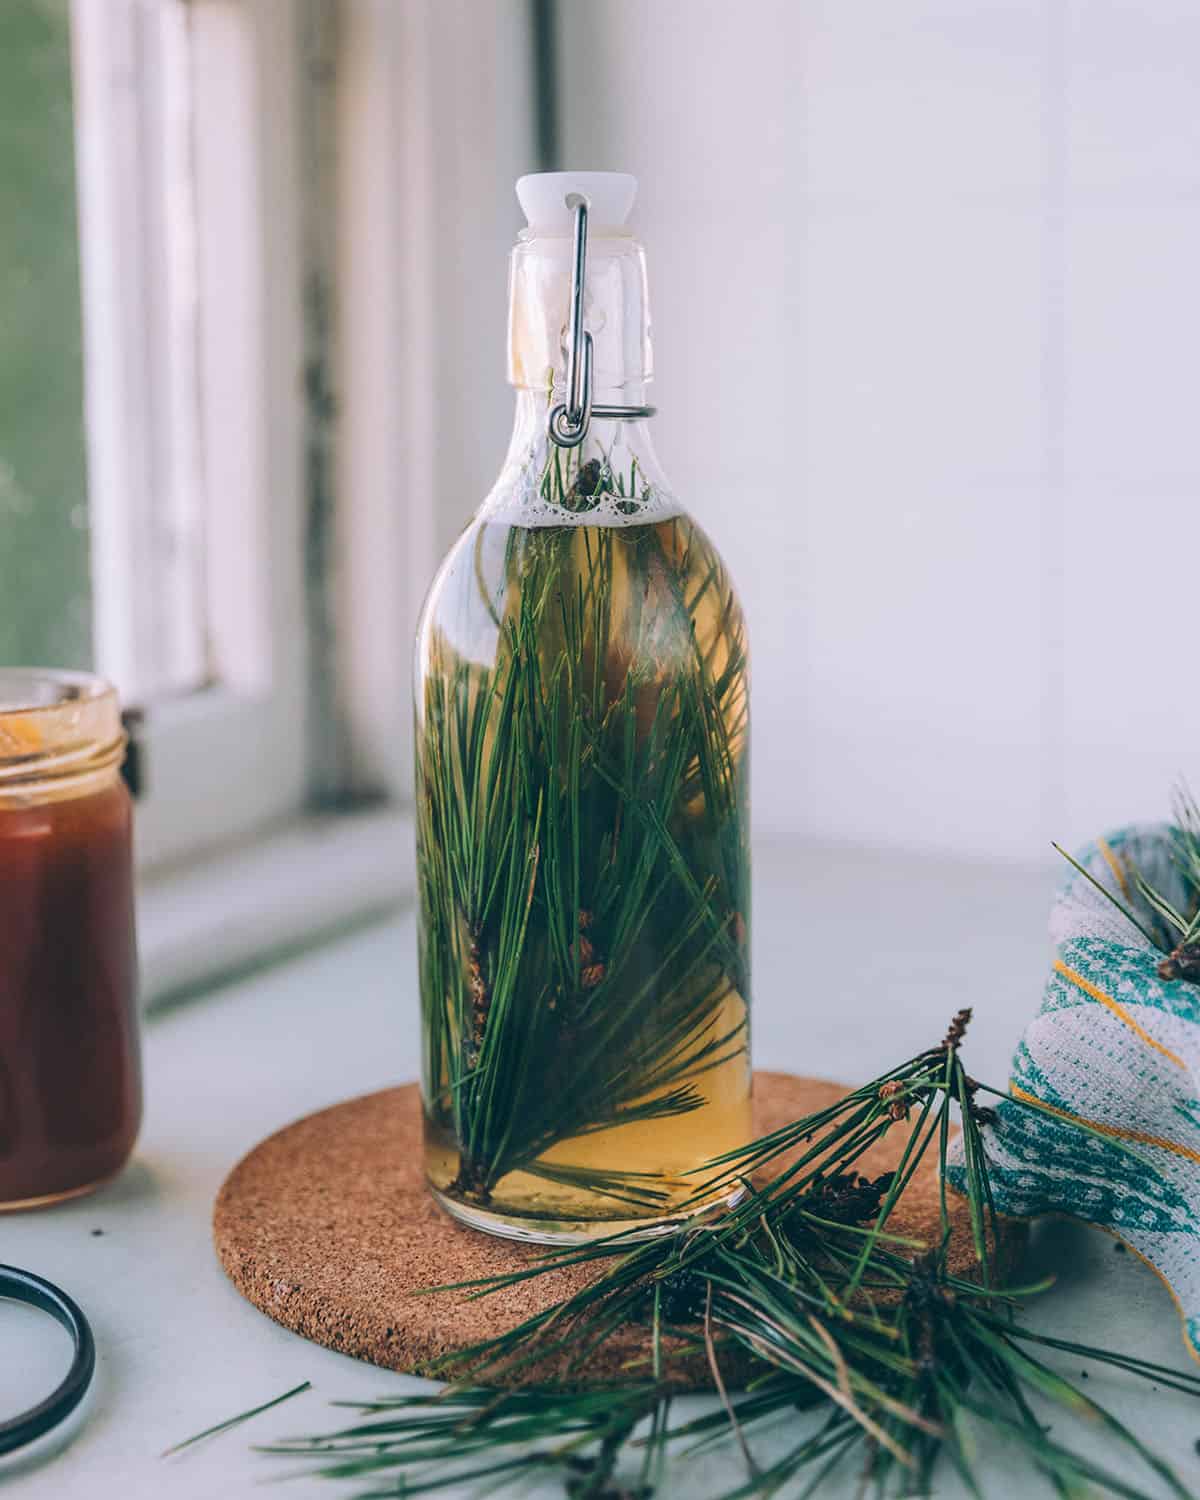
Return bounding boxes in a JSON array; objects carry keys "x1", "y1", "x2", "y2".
[{"x1": 481, "y1": 448, "x2": 684, "y2": 530}]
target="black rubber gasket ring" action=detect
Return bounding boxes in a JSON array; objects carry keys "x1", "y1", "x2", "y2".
[{"x1": 0, "y1": 1265, "x2": 95, "y2": 1457}]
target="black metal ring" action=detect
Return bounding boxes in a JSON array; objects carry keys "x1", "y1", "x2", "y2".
[{"x1": 0, "y1": 1265, "x2": 95, "y2": 1457}]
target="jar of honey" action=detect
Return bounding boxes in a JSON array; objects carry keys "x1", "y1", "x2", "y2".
[{"x1": 0, "y1": 671, "x2": 142, "y2": 1209}]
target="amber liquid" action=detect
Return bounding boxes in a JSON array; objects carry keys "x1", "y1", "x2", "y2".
[
  {"x1": 423, "y1": 1011, "x2": 751, "y2": 1240},
  {"x1": 416, "y1": 517, "x2": 751, "y2": 1240},
  {"x1": 0, "y1": 779, "x2": 141, "y2": 1207}
]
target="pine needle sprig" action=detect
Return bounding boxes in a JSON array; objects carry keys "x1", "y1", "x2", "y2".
[
  {"x1": 417, "y1": 501, "x2": 752, "y2": 1215},
  {"x1": 262, "y1": 1018, "x2": 1200, "y2": 1499},
  {"x1": 161, "y1": 1380, "x2": 311, "y2": 1459},
  {"x1": 1054, "y1": 780, "x2": 1200, "y2": 983}
]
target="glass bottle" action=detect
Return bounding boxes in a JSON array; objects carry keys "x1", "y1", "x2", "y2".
[
  {"x1": 415, "y1": 173, "x2": 751, "y2": 1242},
  {"x1": 0, "y1": 670, "x2": 142, "y2": 1208}
]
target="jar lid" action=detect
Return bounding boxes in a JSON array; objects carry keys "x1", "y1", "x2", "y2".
[{"x1": 0, "y1": 670, "x2": 124, "y2": 789}]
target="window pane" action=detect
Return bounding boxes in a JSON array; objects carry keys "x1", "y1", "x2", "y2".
[{"x1": 0, "y1": 0, "x2": 91, "y2": 671}]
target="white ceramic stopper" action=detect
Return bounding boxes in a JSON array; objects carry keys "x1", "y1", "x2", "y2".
[{"x1": 515, "y1": 171, "x2": 637, "y2": 235}]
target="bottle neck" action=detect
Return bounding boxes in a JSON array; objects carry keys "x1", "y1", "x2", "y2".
[
  {"x1": 481, "y1": 391, "x2": 677, "y2": 528},
  {"x1": 507, "y1": 231, "x2": 653, "y2": 402},
  {"x1": 487, "y1": 229, "x2": 674, "y2": 527}
]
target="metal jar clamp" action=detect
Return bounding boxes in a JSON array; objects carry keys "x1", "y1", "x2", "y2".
[{"x1": 546, "y1": 194, "x2": 656, "y2": 449}]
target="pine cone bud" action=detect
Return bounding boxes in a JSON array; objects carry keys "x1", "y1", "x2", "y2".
[
  {"x1": 941, "y1": 1007, "x2": 973, "y2": 1050},
  {"x1": 571, "y1": 458, "x2": 604, "y2": 499},
  {"x1": 1158, "y1": 942, "x2": 1200, "y2": 983},
  {"x1": 878, "y1": 1080, "x2": 908, "y2": 1121}
]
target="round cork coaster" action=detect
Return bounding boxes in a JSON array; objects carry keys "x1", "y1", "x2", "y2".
[{"x1": 214, "y1": 1072, "x2": 1022, "y2": 1390}]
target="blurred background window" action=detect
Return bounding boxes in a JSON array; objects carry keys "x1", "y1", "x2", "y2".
[
  {"x1": 2, "y1": 0, "x2": 302, "y2": 873},
  {"x1": 0, "y1": 0, "x2": 92, "y2": 670},
  {"x1": 18, "y1": 0, "x2": 319, "y2": 872},
  {"x1": 73, "y1": 0, "x2": 207, "y2": 704}
]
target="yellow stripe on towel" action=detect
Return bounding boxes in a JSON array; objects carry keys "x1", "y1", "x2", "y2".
[
  {"x1": 1053, "y1": 959, "x2": 1186, "y2": 1070},
  {"x1": 1010, "y1": 1083, "x2": 1200, "y2": 1167},
  {"x1": 1096, "y1": 837, "x2": 1133, "y2": 901}
]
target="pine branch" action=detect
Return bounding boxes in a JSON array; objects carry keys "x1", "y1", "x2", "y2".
[{"x1": 263, "y1": 1020, "x2": 1200, "y2": 1499}]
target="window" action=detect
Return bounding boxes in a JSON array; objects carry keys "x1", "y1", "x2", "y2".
[
  {"x1": 0, "y1": 1, "x2": 92, "y2": 672},
  {"x1": 2, "y1": 0, "x2": 535, "y2": 996},
  {"x1": 71, "y1": 0, "x2": 309, "y2": 868}
]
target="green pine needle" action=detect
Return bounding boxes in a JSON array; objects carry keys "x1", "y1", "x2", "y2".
[
  {"x1": 417, "y1": 503, "x2": 751, "y2": 1215},
  {"x1": 161, "y1": 1380, "x2": 311, "y2": 1459},
  {"x1": 259, "y1": 1019, "x2": 1200, "y2": 1499},
  {"x1": 1053, "y1": 780, "x2": 1200, "y2": 961}
]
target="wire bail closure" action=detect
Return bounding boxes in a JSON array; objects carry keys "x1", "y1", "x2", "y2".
[{"x1": 547, "y1": 194, "x2": 656, "y2": 449}]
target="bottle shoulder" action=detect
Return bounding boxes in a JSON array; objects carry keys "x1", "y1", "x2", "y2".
[
  {"x1": 477, "y1": 452, "x2": 685, "y2": 532},
  {"x1": 416, "y1": 510, "x2": 748, "y2": 680}
]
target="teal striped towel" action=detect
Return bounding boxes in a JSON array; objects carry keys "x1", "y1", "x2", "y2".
[{"x1": 952, "y1": 824, "x2": 1200, "y2": 1362}]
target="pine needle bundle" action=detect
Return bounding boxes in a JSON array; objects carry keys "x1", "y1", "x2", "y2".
[
  {"x1": 416, "y1": 457, "x2": 752, "y2": 1224},
  {"x1": 258, "y1": 1014, "x2": 1200, "y2": 1499}
]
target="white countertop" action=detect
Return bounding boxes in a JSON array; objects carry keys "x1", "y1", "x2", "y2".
[{"x1": 3, "y1": 840, "x2": 1197, "y2": 1498}]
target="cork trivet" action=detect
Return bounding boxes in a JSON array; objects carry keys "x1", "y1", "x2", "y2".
[{"x1": 214, "y1": 1072, "x2": 1022, "y2": 1390}]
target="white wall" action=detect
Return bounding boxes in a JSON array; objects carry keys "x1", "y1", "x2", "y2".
[
  {"x1": 420, "y1": 3, "x2": 534, "y2": 561},
  {"x1": 334, "y1": 0, "x2": 535, "y2": 795},
  {"x1": 555, "y1": 0, "x2": 1200, "y2": 860}
]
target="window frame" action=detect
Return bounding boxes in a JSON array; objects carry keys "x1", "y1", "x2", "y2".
[
  {"x1": 71, "y1": 0, "x2": 308, "y2": 870},
  {"x1": 63, "y1": 0, "x2": 526, "y2": 1002},
  {"x1": 331, "y1": 0, "x2": 439, "y2": 806}
]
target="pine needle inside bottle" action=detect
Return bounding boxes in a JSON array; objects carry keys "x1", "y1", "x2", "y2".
[{"x1": 417, "y1": 451, "x2": 753, "y2": 1226}]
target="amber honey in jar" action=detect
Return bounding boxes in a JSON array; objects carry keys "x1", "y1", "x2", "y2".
[{"x1": 0, "y1": 670, "x2": 142, "y2": 1209}]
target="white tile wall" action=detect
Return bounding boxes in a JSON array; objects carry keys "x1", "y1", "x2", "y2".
[
  {"x1": 557, "y1": 0, "x2": 1200, "y2": 859},
  {"x1": 419, "y1": 1, "x2": 536, "y2": 561},
  {"x1": 1058, "y1": 1, "x2": 1200, "y2": 844}
]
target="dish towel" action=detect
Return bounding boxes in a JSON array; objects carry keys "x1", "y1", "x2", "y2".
[{"x1": 951, "y1": 824, "x2": 1200, "y2": 1361}]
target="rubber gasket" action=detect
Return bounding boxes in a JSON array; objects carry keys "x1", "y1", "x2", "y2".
[{"x1": 0, "y1": 1265, "x2": 95, "y2": 1457}]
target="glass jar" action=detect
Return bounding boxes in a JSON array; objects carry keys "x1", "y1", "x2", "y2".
[
  {"x1": 0, "y1": 670, "x2": 142, "y2": 1209},
  {"x1": 415, "y1": 174, "x2": 752, "y2": 1242}
]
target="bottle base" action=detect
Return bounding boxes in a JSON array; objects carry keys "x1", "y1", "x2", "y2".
[{"x1": 429, "y1": 1180, "x2": 745, "y2": 1246}]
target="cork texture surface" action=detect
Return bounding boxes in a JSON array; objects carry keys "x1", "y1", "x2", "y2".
[{"x1": 213, "y1": 1072, "x2": 1022, "y2": 1390}]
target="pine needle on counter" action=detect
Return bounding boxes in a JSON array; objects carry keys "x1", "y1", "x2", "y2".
[
  {"x1": 259, "y1": 1015, "x2": 1200, "y2": 1499},
  {"x1": 161, "y1": 1380, "x2": 311, "y2": 1459}
]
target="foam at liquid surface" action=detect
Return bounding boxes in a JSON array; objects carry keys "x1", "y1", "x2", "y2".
[
  {"x1": 484, "y1": 491, "x2": 685, "y2": 529},
  {"x1": 480, "y1": 448, "x2": 683, "y2": 529}
]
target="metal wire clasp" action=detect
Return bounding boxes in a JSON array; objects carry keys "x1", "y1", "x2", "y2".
[{"x1": 547, "y1": 194, "x2": 656, "y2": 449}]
